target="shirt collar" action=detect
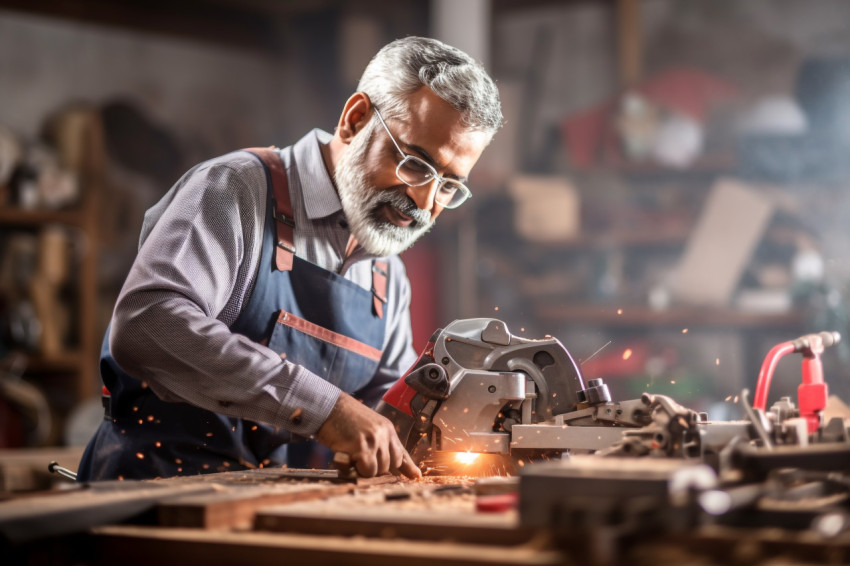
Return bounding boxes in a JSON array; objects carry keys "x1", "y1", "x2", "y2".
[{"x1": 292, "y1": 128, "x2": 344, "y2": 220}]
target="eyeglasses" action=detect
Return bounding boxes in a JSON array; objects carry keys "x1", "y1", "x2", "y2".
[{"x1": 373, "y1": 106, "x2": 472, "y2": 209}]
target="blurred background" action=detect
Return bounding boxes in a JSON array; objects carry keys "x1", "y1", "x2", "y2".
[{"x1": 2, "y1": 0, "x2": 850, "y2": 452}]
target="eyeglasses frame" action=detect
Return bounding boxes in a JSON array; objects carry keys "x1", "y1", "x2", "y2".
[{"x1": 372, "y1": 106, "x2": 472, "y2": 209}]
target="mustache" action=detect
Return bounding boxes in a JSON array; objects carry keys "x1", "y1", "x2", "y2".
[{"x1": 375, "y1": 189, "x2": 433, "y2": 227}]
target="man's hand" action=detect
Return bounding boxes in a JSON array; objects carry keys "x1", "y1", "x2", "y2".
[{"x1": 317, "y1": 392, "x2": 422, "y2": 479}]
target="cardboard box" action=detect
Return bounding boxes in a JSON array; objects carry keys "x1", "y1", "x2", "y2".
[{"x1": 670, "y1": 178, "x2": 775, "y2": 306}]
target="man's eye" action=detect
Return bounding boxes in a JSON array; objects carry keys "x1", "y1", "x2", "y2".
[
  {"x1": 403, "y1": 159, "x2": 432, "y2": 175},
  {"x1": 439, "y1": 184, "x2": 459, "y2": 195}
]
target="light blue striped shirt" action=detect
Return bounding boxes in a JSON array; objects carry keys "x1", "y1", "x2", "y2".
[{"x1": 108, "y1": 129, "x2": 416, "y2": 438}]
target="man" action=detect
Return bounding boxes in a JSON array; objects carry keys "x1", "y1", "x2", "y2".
[{"x1": 77, "y1": 36, "x2": 502, "y2": 481}]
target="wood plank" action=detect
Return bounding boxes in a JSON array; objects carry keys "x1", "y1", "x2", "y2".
[
  {"x1": 254, "y1": 506, "x2": 536, "y2": 546},
  {"x1": 535, "y1": 303, "x2": 804, "y2": 329},
  {"x1": 90, "y1": 525, "x2": 563, "y2": 566},
  {"x1": 617, "y1": 0, "x2": 642, "y2": 87},
  {"x1": 0, "y1": 208, "x2": 85, "y2": 227},
  {"x1": 0, "y1": 480, "x2": 219, "y2": 544},
  {"x1": 0, "y1": 446, "x2": 85, "y2": 494},
  {"x1": 155, "y1": 468, "x2": 402, "y2": 528},
  {"x1": 154, "y1": 466, "x2": 401, "y2": 486},
  {"x1": 158, "y1": 482, "x2": 355, "y2": 529}
]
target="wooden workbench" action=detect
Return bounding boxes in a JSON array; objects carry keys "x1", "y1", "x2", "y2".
[
  {"x1": 1, "y1": 467, "x2": 554, "y2": 566},
  {"x1": 3, "y1": 466, "x2": 850, "y2": 566}
]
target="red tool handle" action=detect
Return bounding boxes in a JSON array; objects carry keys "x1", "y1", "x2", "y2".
[{"x1": 752, "y1": 332, "x2": 839, "y2": 434}]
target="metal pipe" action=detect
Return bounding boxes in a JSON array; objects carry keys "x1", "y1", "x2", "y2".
[{"x1": 48, "y1": 461, "x2": 78, "y2": 481}]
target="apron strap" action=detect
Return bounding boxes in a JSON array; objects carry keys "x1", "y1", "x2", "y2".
[
  {"x1": 372, "y1": 260, "x2": 388, "y2": 319},
  {"x1": 244, "y1": 147, "x2": 295, "y2": 271},
  {"x1": 245, "y1": 147, "x2": 388, "y2": 319}
]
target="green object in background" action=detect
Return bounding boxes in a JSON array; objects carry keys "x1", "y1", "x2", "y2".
[{"x1": 625, "y1": 371, "x2": 713, "y2": 402}]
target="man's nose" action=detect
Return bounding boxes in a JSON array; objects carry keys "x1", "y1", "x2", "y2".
[{"x1": 405, "y1": 179, "x2": 440, "y2": 211}]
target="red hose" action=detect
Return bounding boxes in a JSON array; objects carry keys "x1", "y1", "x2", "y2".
[{"x1": 752, "y1": 341, "x2": 795, "y2": 411}]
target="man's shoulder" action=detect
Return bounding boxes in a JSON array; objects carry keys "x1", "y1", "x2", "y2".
[{"x1": 195, "y1": 149, "x2": 280, "y2": 178}]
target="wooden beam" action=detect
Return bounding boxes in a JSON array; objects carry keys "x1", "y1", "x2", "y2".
[
  {"x1": 254, "y1": 506, "x2": 536, "y2": 546},
  {"x1": 91, "y1": 525, "x2": 564, "y2": 566},
  {"x1": 158, "y1": 483, "x2": 355, "y2": 529},
  {"x1": 0, "y1": 0, "x2": 290, "y2": 53},
  {"x1": 617, "y1": 0, "x2": 642, "y2": 87}
]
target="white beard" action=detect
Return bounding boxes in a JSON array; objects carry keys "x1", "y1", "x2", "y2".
[{"x1": 334, "y1": 121, "x2": 435, "y2": 257}]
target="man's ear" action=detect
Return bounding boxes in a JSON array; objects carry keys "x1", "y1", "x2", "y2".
[{"x1": 336, "y1": 92, "x2": 372, "y2": 144}]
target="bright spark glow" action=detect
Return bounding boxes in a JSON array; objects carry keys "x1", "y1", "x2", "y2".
[
  {"x1": 454, "y1": 452, "x2": 481, "y2": 465},
  {"x1": 617, "y1": 308, "x2": 623, "y2": 315},
  {"x1": 622, "y1": 348, "x2": 633, "y2": 360},
  {"x1": 682, "y1": 328, "x2": 689, "y2": 334}
]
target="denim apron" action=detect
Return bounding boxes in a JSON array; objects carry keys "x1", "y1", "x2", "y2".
[{"x1": 77, "y1": 148, "x2": 388, "y2": 480}]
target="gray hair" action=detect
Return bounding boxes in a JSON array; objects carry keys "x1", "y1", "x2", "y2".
[{"x1": 357, "y1": 36, "x2": 503, "y2": 138}]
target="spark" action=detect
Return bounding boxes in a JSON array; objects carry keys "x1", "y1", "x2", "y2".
[
  {"x1": 617, "y1": 308, "x2": 623, "y2": 315},
  {"x1": 622, "y1": 348, "x2": 633, "y2": 360},
  {"x1": 454, "y1": 452, "x2": 481, "y2": 465},
  {"x1": 136, "y1": 452, "x2": 145, "y2": 460},
  {"x1": 682, "y1": 328, "x2": 689, "y2": 334},
  {"x1": 155, "y1": 441, "x2": 162, "y2": 448},
  {"x1": 725, "y1": 395, "x2": 732, "y2": 402},
  {"x1": 494, "y1": 306, "x2": 499, "y2": 311},
  {"x1": 137, "y1": 419, "x2": 143, "y2": 425},
  {"x1": 581, "y1": 340, "x2": 612, "y2": 366},
  {"x1": 670, "y1": 380, "x2": 676, "y2": 385},
  {"x1": 146, "y1": 415, "x2": 154, "y2": 422},
  {"x1": 716, "y1": 358, "x2": 720, "y2": 366},
  {"x1": 733, "y1": 395, "x2": 739, "y2": 403}
]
